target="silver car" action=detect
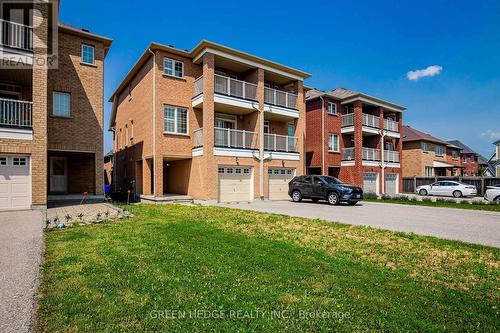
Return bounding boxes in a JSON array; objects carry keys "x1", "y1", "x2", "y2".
[
  {"x1": 484, "y1": 185, "x2": 500, "y2": 203},
  {"x1": 416, "y1": 181, "x2": 477, "y2": 198}
]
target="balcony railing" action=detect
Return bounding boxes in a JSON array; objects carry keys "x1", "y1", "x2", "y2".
[
  {"x1": 0, "y1": 19, "x2": 33, "y2": 51},
  {"x1": 342, "y1": 147, "x2": 355, "y2": 161},
  {"x1": 264, "y1": 87, "x2": 297, "y2": 109},
  {"x1": 214, "y1": 127, "x2": 258, "y2": 149},
  {"x1": 384, "y1": 118, "x2": 398, "y2": 132},
  {"x1": 342, "y1": 113, "x2": 354, "y2": 127},
  {"x1": 0, "y1": 98, "x2": 32, "y2": 128},
  {"x1": 214, "y1": 74, "x2": 257, "y2": 101},
  {"x1": 193, "y1": 128, "x2": 203, "y2": 148},
  {"x1": 362, "y1": 113, "x2": 380, "y2": 128},
  {"x1": 384, "y1": 150, "x2": 400, "y2": 163},
  {"x1": 194, "y1": 76, "x2": 203, "y2": 97},
  {"x1": 264, "y1": 133, "x2": 297, "y2": 152},
  {"x1": 363, "y1": 147, "x2": 380, "y2": 161}
]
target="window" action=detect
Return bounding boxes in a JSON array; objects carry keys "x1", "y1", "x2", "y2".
[
  {"x1": 274, "y1": 169, "x2": 280, "y2": 175},
  {"x1": 13, "y1": 157, "x2": 26, "y2": 166},
  {"x1": 125, "y1": 124, "x2": 129, "y2": 145},
  {"x1": 462, "y1": 156, "x2": 467, "y2": 163},
  {"x1": 0, "y1": 157, "x2": 6, "y2": 166},
  {"x1": 435, "y1": 145, "x2": 444, "y2": 156},
  {"x1": 287, "y1": 169, "x2": 293, "y2": 175},
  {"x1": 235, "y1": 168, "x2": 242, "y2": 174},
  {"x1": 81, "y1": 45, "x2": 95, "y2": 65},
  {"x1": 385, "y1": 142, "x2": 394, "y2": 151},
  {"x1": 421, "y1": 142, "x2": 429, "y2": 152},
  {"x1": 243, "y1": 169, "x2": 250, "y2": 174},
  {"x1": 287, "y1": 124, "x2": 295, "y2": 137},
  {"x1": 280, "y1": 169, "x2": 286, "y2": 175},
  {"x1": 164, "y1": 105, "x2": 188, "y2": 134},
  {"x1": 328, "y1": 133, "x2": 339, "y2": 152},
  {"x1": 164, "y1": 57, "x2": 184, "y2": 78},
  {"x1": 226, "y1": 168, "x2": 233, "y2": 174},
  {"x1": 53, "y1": 92, "x2": 70, "y2": 117},
  {"x1": 268, "y1": 169, "x2": 273, "y2": 175},
  {"x1": 452, "y1": 150, "x2": 459, "y2": 159},
  {"x1": 130, "y1": 120, "x2": 134, "y2": 140},
  {"x1": 425, "y1": 167, "x2": 433, "y2": 176},
  {"x1": 327, "y1": 102, "x2": 337, "y2": 115},
  {"x1": 264, "y1": 121, "x2": 270, "y2": 134}
]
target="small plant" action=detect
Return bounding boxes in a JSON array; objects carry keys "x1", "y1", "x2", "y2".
[
  {"x1": 421, "y1": 197, "x2": 433, "y2": 203},
  {"x1": 65, "y1": 214, "x2": 72, "y2": 223},
  {"x1": 381, "y1": 194, "x2": 392, "y2": 200},
  {"x1": 436, "y1": 197, "x2": 446, "y2": 203},
  {"x1": 77, "y1": 213, "x2": 84, "y2": 221},
  {"x1": 364, "y1": 193, "x2": 378, "y2": 200}
]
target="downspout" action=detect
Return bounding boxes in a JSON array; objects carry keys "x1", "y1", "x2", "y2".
[
  {"x1": 148, "y1": 48, "x2": 156, "y2": 197},
  {"x1": 380, "y1": 130, "x2": 385, "y2": 195},
  {"x1": 319, "y1": 96, "x2": 325, "y2": 175}
]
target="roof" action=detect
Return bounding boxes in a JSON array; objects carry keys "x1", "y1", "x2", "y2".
[
  {"x1": 402, "y1": 125, "x2": 451, "y2": 145},
  {"x1": 494, "y1": 139, "x2": 500, "y2": 145},
  {"x1": 446, "y1": 140, "x2": 477, "y2": 155},
  {"x1": 478, "y1": 155, "x2": 489, "y2": 165},
  {"x1": 104, "y1": 150, "x2": 114, "y2": 158},
  {"x1": 59, "y1": 22, "x2": 113, "y2": 48},
  {"x1": 305, "y1": 88, "x2": 405, "y2": 112},
  {"x1": 108, "y1": 40, "x2": 311, "y2": 129}
]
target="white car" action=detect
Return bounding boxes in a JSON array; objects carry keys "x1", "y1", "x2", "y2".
[
  {"x1": 484, "y1": 185, "x2": 500, "y2": 203},
  {"x1": 416, "y1": 181, "x2": 477, "y2": 198}
]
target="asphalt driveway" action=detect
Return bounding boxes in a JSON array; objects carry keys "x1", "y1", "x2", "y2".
[
  {"x1": 0, "y1": 210, "x2": 44, "y2": 333},
  {"x1": 217, "y1": 200, "x2": 500, "y2": 248}
]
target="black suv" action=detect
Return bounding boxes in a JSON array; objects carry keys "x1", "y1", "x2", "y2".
[{"x1": 288, "y1": 175, "x2": 363, "y2": 205}]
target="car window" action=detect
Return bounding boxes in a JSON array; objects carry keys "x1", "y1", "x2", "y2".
[
  {"x1": 303, "y1": 176, "x2": 312, "y2": 184},
  {"x1": 322, "y1": 176, "x2": 342, "y2": 185},
  {"x1": 313, "y1": 177, "x2": 325, "y2": 185},
  {"x1": 431, "y1": 182, "x2": 440, "y2": 186},
  {"x1": 494, "y1": 184, "x2": 500, "y2": 188}
]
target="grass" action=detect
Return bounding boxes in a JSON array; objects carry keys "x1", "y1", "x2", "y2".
[
  {"x1": 364, "y1": 196, "x2": 500, "y2": 212},
  {"x1": 36, "y1": 204, "x2": 499, "y2": 332}
]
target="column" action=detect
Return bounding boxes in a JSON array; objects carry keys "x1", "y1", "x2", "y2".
[
  {"x1": 256, "y1": 68, "x2": 265, "y2": 199},
  {"x1": 201, "y1": 53, "x2": 216, "y2": 200},
  {"x1": 353, "y1": 101, "x2": 363, "y2": 186}
]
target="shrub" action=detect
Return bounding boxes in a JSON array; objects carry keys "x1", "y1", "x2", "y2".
[
  {"x1": 421, "y1": 197, "x2": 433, "y2": 203},
  {"x1": 381, "y1": 194, "x2": 392, "y2": 200},
  {"x1": 364, "y1": 193, "x2": 378, "y2": 200},
  {"x1": 436, "y1": 197, "x2": 447, "y2": 203}
]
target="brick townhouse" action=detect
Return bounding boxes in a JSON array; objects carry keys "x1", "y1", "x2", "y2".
[
  {"x1": 446, "y1": 140, "x2": 480, "y2": 176},
  {"x1": 402, "y1": 126, "x2": 463, "y2": 177},
  {"x1": 0, "y1": 1, "x2": 112, "y2": 210},
  {"x1": 109, "y1": 41, "x2": 309, "y2": 202},
  {"x1": 305, "y1": 88, "x2": 405, "y2": 195}
]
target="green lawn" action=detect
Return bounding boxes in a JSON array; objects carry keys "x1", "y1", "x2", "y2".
[
  {"x1": 364, "y1": 197, "x2": 500, "y2": 212},
  {"x1": 37, "y1": 204, "x2": 499, "y2": 332}
]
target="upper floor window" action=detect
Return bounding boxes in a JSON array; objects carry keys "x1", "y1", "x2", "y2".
[
  {"x1": 53, "y1": 92, "x2": 71, "y2": 117},
  {"x1": 421, "y1": 142, "x2": 429, "y2": 152},
  {"x1": 164, "y1": 58, "x2": 184, "y2": 78},
  {"x1": 452, "y1": 150, "x2": 459, "y2": 159},
  {"x1": 164, "y1": 105, "x2": 188, "y2": 134},
  {"x1": 81, "y1": 45, "x2": 95, "y2": 65},
  {"x1": 327, "y1": 102, "x2": 337, "y2": 115},
  {"x1": 328, "y1": 133, "x2": 339, "y2": 152},
  {"x1": 435, "y1": 145, "x2": 444, "y2": 156}
]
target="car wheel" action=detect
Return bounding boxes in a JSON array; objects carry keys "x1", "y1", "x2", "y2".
[
  {"x1": 312, "y1": 198, "x2": 319, "y2": 203},
  {"x1": 453, "y1": 190, "x2": 462, "y2": 198},
  {"x1": 494, "y1": 196, "x2": 500, "y2": 204},
  {"x1": 327, "y1": 192, "x2": 340, "y2": 206},
  {"x1": 419, "y1": 189, "x2": 428, "y2": 196},
  {"x1": 291, "y1": 190, "x2": 302, "y2": 202}
]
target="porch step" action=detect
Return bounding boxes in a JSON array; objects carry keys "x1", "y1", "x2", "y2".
[{"x1": 139, "y1": 194, "x2": 194, "y2": 204}]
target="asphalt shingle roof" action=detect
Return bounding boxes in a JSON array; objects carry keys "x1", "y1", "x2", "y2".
[
  {"x1": 446, "y1": 140, "x2": 477, "y2": 155},
  {"x1": 402, "y1": 125, "x2": 450, "y2": 145}
]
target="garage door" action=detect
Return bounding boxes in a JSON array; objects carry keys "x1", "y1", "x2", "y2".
[
  {"x1": 268, "y1": 168, "x2": 295, "y2": 201},
  {"x1": 385, "y1": 173, "x2": 398, "y2": 195},
  {"x1": 218, "y1": 166, "x2": 253, "y2": 203},
  {"x1": 0, "y1": 156, "x2": 31, "y2": 210},
  {"x1": 363, "y1": 172, "x2": 378, "y2": 194}
]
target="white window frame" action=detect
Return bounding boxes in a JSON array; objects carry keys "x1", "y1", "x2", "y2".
[
  {"x1": 327, "y1": 102, "x2": 337, "y2": 115},
  {"x1": 435, "y1": 145, "x2": 444, "y2": 156},
  {"x1": 53, "y1": 92, "x2": 71, "y2": 117},
  {"x1": 164, "y1": 105, "x2": 188, "y2": 135},
  {"x1": 421, "y1": 142, "x2": 429, "y2": 152},
  {"x1": 425, "y1": 167, "x2": 433, "y2": 176},
  {"x1": 328, "y1": 133, "x2": 339, "y2": 152},
  {"x1": 81, "y1": 44, "x2": 95, "y2": 65},
  {"x1": 164, "y1": 57, "x2": 184, "y2": 78},
  {"x1": 0, "y1": 157, "x2": 6, "y2": 166},
  {"x1": 13, "y1": 157, "x2": 26, "y2": 166}
]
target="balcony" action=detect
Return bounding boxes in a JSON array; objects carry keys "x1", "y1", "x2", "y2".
[
  {"x1": 363, "y1": 147, "x2": 380, "y2": 161},
  {"x1": 342, "y1": 147, "x2": 355, "y2": 161},
  {"x1": 214, "y1": 127, "x2": 258, "y2": 149},
  {"x1": 264, "y1": 87, "x2": 297, "y2": 110},
  {"x1": 264, "y1": 133, "x2": 297, "y2": 152},
  {"x1": 0, "y1": 19, "x2": 33, "y2": 52},
  {"x1": 384, "y1": 150, "x2": 400, "y2": 163},
  {"x1": 0, "y1": 98, "x2": 32, "y2": 128},
  {"x1": 341, "y1": 113, "x2": 381, "y2": 129}
]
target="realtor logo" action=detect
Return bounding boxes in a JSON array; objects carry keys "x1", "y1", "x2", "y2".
[{"x1": 0, "y1": 0, "x2": 58, "y2": 69}]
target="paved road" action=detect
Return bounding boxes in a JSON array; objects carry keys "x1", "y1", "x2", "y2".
[
  {"x1": 0, "y1": 210, "x2": 43, "y2": 333},
  {"x1": 217, "y1": 200, "x2": 500, "y2": 248}
]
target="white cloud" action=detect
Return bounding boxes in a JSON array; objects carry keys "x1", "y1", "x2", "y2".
[
  {"x1": 406, "y1": 65, "x2": 443, "y2": 81},
  {"x1": 481, "y1": 129, "x2": 500, "y2": 140}
]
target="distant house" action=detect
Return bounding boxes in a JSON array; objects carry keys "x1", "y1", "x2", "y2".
[
  {"x1": 446, "y1": 140, "x2": 480, "y2": 176},
  {"x1": 492, "y1": 140, "x2": 500, "y2": 176},
  {"x1": 104, "y1": 150, "x2": 113, "y2": 189},
  {"x1": 478, "y1": 155, "x2": 494, "y2": 177}
]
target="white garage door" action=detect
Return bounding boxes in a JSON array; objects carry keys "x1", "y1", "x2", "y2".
[
  {"x1": 218, "y1": 166, "x2": 253, "y2": 203},
  {"x1": 268, "y1": 168, "x2": 295, "y2": 201},
  {"x1": 385, "y1": 173, "x2": 398, "y2": 195},
  {"x1": 363, "y1": 172, "x2": 379, "y2": 194},
  {"x1": 0, "y1": 156, "x2": 31, "y2": 210}
]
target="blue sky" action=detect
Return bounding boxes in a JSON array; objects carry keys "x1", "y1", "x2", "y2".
[{"x1": 60, "y1": 0, "x2": 500, "y2": 158}]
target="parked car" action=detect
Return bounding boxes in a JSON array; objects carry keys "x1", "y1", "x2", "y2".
[
  {"x1": 416, "y1": 181, "x2": 477, "y2": 198},
  {"x1": 484, "y1": 184, "x2": 500, "y2": 203},
  {"x1": 288, "y1": 175, "x2": 363, "y2": 205}
]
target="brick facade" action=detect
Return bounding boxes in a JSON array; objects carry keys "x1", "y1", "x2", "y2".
[{"x1": 111, "y1": 42, "x2": 308, "y2": 201}]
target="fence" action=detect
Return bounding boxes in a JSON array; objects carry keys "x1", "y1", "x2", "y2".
[{"x1": 403, "y1": 176, "x2": 500, "y2": 195}]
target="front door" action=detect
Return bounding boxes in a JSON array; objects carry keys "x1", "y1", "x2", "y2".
[{"x1": 50, "y1": 157, "x2": 67, "y2": 193}]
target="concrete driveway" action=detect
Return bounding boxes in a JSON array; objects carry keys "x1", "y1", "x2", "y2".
[
  {"x1": 217, "y1": 200, "x2": 500, "y2": 248},
  {"x1": 0, "y1": 210, "x2": 44, "y2": 333}
]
